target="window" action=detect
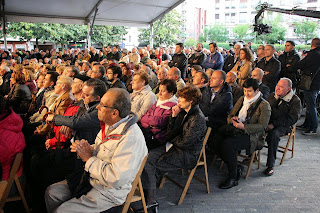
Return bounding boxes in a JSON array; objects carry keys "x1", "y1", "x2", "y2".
[
  {"x1": 231, "y1": 13, "x2": 236, "y2": 23},
  {"x1": 240, "y1": 3, "x2": 247, "y2": 8},
  {"x1": 225, "y1": 13, "x2": 230, "y2": 23},
  {"x1": 239, "y1": 12, "x2": 247, "y2": 23},
  {"x1": 215, "y1": 14, "x2": 220, "y2": 19}
]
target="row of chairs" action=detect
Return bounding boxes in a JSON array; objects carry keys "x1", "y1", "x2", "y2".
[{"x1": 0, "y1": 125, "x2": 295, "y2": 212}]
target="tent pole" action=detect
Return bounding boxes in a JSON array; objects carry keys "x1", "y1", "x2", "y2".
[
  {"x1": 1, "y1": 0, "x2": 7, "y2": 51},
  {"x1": 150, "y1": 23, "x2": 153, "y2": 49},
  {"x1": 87, "y1": 22, "x2": 91, "y2": 48}
]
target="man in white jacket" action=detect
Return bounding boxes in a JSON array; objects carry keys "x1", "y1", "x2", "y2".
[{"x1": 45, "y1": 88, "x2": 148, "y2": 213}]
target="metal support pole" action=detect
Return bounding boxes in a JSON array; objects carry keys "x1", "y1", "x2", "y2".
[
  {"x1": 87, "y1": 22, "x2": 91, "y2": 48},
  {"x1": 150, "y1": 23, "x2": 154, "y2": 48},
  {"x1": 1, "y1": 0, "x2": 7, "y2": 51}
]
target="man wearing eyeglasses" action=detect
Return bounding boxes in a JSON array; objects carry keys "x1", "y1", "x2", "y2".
[
  {"x1": 45, "y1": 88, "x2": 148, "y2": 213},
  {"x1": 46, "y1": 78, "x2": 107, "y2": 145}
]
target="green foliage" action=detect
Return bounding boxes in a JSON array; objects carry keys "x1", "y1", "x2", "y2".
[
  {"x1": 233, "y1": 24, "x2": 250, "y2": 40},
  {"x1": 294, "y1": 19, "x2": 319, "y2": 44},
  {"x1": 4, "y1": 22, "x2": 127, "y2": 47},
  {"x1": 138, "y1": 10, "x2": 183, "y2": 47},
  {"x1": 254, "y1": 14, "x2": 286, "y2": 44},
  {"x1": 203, "y1": 24, "x2": 228, "y2": 42},
  {"x1": 184, "y1": 37, "x2": 196, "y2": 47},
  {"x1": 91, "y1": 25, "x2": 127, "y2": 46}
]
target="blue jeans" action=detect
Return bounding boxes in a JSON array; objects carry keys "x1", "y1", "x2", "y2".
[{"x1": 303, "y1": 90, "x2": 320, "y2": 131}]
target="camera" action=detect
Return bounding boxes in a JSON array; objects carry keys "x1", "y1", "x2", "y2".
[{"x1": 254, "y1": 24, "x2": 272, "y2": 35}]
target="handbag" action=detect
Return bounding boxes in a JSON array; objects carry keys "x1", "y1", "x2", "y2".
[{"x1": 298, "y1": 66, "x2": 320, "y2": 90}]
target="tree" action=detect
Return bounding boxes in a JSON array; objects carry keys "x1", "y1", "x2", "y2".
[
  {"x1": 91, "y1": 25, "x2": 127, "y2": 46},
  {"x1": 233, "y1": 24, "x2": 250, "y2": 40},
  {"x1": 7, "y1": 22, "x2": 52, "y2": 47},
  {"x1": 138, "y1": 10, "x2": 182, "y2": 47},
  {"x1": 184, "y1": 37, "x2": 196, "y2": 47},
  {"x1": 295, "y1": 19, "x2": 319, "y2": 44},
  {"x1": 203, "y1": 24, "x2": 228, "y2": 42}
]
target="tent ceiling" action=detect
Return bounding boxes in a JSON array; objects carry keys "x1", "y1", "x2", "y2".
[{"x1": 4, "y1": 0, "x2": 185, "y2": 27}]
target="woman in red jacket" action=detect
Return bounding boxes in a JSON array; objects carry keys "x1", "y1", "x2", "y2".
[{"x1": 0, "y1": 95, "x2": 26, "y2": 181}]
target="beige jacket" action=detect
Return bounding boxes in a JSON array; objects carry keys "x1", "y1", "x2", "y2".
[{"x1": 231, "y1": 60, "x2": 252, "y2": 88}]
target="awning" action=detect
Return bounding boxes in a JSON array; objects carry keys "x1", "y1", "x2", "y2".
[{"x1": 4, "y1": 0, "x2": 185, "y2": 27}]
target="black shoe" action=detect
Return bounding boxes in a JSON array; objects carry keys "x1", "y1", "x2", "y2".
[
  {"x1": 135, "y1": 201, "x2": 159, "y2": 213},
  {"x1": 237, "y1": 165, "x2": 244, "y2": 180},
  {"x1": 219, "y1": 178, "x2": 238, "y2": 189},
  {"x1": 264, "y1": 167, "x2": 274, "y2": 176},
  {"x1": 296, "y1": 124, "x2": 309, "y2": 130}
]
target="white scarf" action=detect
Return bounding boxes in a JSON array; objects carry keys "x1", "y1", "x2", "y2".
[{"x1": 238, "y1": 91, "x2": 261, "y2": 123}]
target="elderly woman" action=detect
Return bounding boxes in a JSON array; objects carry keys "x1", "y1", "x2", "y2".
[
  {"x1": 141, "y1": 86, "x2": 206, "y2": 212},
  {"x1": 130, "y1": 71, "x2": 157, "y2": 120},
  {"x1": 140, "y1": 79, "x2": 177, "y2": 150},
  {"x1": 231, "y1": 47, "x2": 253, "y2": 88},
  {"x1": 6, "y1": 68, "x2": 32, "y2": 114},
  {"x1": 218, "y1": 78, "x2": 271, "y2": 189}
]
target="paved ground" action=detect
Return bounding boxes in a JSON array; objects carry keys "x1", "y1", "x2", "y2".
[
  {"x1": 4, "y1": 118, "x2": 320, "y2": 213},
  {"x1": 156, "y1": 118, "x2": 320, "y2": 213}
]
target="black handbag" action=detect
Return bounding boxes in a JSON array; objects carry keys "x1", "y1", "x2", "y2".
[{"x1": 298, "y1": 67, "x2": 320, "y2": 90}]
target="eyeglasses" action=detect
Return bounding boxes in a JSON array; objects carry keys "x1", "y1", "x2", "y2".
[{"x1": 98, "y1": 102, "x2": 115, "y2": 110}]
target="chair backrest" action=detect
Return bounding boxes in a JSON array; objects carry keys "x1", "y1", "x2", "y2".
[
  {"x1": 121, "y1": 154, "x2": 148, "y2": 213},
  {"x1": 198, "y1": 127, "x2": 212, "y2": 162},
  {"x1": 0, "y1": 153, "x2": 23, "y2": 208}
]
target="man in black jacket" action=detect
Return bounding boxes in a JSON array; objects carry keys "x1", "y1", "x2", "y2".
[
  {"x1": 251, "y1": 68, "x2": 270, "y2": 100},
  {"x1": 193, "y1": 71, "x2": 211, "y2": 117},
  {"x1": 257, "y1": 44, "x2": 281, "y2": 92},
  {"x1": 265, "y1": 78, "x2": 301, "y2": 176},
  {"x1": 188, "y1": 43, "x2": 206, "y2": 68},
  {"x1": 223, "y1": 43, "x2": 242, "y2": 73},
  {"x1": 296, "y1": 38, "x2": 320, "y2": 135},
  {"x1": 168, "y1": 43, "x2": 188, "y2": 80},
  {"x1": 110, "y1": 45, "x2": 122, "y2": 61},
  {"x1": 106, "y1": 65, "x2": 126, "y2": 90},
  {"x1": 278, "y1": 41, "x2": 301, "y2": 87},
  {"x1": 0, "y1": 65, "x2": 12, "y2": 96}
]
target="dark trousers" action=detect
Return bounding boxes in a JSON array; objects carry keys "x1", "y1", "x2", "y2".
[
  {"x1": 303, "y1": 90, "x2": 319, "y2": 131},
  {"x1": 141, "y1": 146, "x2": 181, "y2": 190},
  {"x1": 220, "y1": 134, "x2": 251, "y2": 179},
  {"x1": 266, "y1": 126, "x2": 290, "y2": 168}
]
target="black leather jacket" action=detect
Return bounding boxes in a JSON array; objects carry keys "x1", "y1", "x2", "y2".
[
  {"x1": 278, "y1": 50, "x2": 301, "y2": 85},
  {"x1": 7, "y1": 83, "x2": 32, "y2": 114},
  {"x1": 168, "y1": 52, "x2": 188, "y2": 79},
  {"x1": 257, "y1": 56, "x2": 281, "y2": 92}
]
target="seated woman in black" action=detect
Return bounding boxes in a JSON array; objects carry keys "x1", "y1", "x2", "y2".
[
  {"x1": 141, "y1": 85, "x2": 207, "y2": 212},
  {"x1": 219, "y1": 78, "x2": 271, "y2": 189}
]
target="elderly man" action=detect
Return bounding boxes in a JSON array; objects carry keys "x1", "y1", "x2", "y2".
[
  {"x1": 63, "y1": 66, "x2": 79, "y2": 78},
  {"x1": 256, "y1": 44, "x2": 281, "y2": 92},
  {"x1": 45, "y1": 88, "x2": 148, "y2": 213},
  {"x1": 168, "y1": 43, "x2": 188, "y2": 79},
  {"x1": 203, "y1": 42, "x2": 224, "y2": 71},
  {"x1": 91, "y1": 64, "x2": 109, "y2": 86},
  {"x1": 129, "y1": 47, "x2": 140, "y2": 65},
  {"x1": 226, "y1": 71, "x2": 243, "y2": 105},
  {"x1": 167, "y1": 67, "x2": 186, "y2": 93},
  {"x1": 223, "y1": 43, "x2": 243, "y2": 73},
  {"x1": 140, "y1": 64, "x2": 158, "y2": 89},
  {"x1": 251, "y1": 68, "x2": 270, "y2": 100},
  {"x1": 265, "y1": 78, "x2": 301, "y2": 176}
]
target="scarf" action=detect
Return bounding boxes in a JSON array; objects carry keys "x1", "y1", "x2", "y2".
[{"x1": 238, "y1": 91, "x2": 261, "y2": 123}]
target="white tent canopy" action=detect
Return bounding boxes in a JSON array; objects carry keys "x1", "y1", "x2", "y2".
[{"x1": 4, "y1": 0, "x2": 185, "y2": 27}]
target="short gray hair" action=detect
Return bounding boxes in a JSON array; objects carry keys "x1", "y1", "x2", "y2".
[
  {"x1": 279, "y1": 77, "x2": 292, "y2": 88},
  {"x1": 110, "y1": 88, "x2": 131, "y2": 118}
]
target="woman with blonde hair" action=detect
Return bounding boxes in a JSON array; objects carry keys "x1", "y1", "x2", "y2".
[
  {"x1": 231, "y1": 47, "x2": 254, "y2": 88},
  {"x1": 23, "y1": 66, "x2": 37, "y2": 94}
]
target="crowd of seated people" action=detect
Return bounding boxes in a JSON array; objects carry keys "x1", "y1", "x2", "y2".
[{"x1": 0, "y1": 37, "x2": 319, "y2": 212}]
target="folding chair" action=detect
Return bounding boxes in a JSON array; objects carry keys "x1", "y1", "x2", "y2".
[
  {"x1": 121, "y1": 154, "x2": 149, "y2": 213},
  {"x1": 159, "y1": 127, "x2": 212, "y2": 205},
  {"x1": 0, "y1": 153, "x2": 30, "y2": 213},
  {"x1": 237, "y1": 150, "x2": 261, "y2": 179},
  {"x1": 278, "y1": 124, "x2": 296, "y2": 165}
]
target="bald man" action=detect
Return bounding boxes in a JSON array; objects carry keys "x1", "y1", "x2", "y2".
[{"x1": 251, "y1": 68, "x2": 270, "y2": 100}]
